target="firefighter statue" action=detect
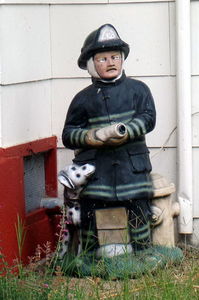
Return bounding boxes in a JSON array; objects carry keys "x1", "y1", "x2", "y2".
[{"x1": 61, "y1": 24, "x2": 183, "y2": 277}]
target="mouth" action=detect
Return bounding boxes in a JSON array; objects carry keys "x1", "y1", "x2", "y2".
[
  {"x1": 85, "y1": 170, "x2": 95, "y2": 177},
  {"x1": 107, "y1": 68, "x2": 117, "y2": 72}
]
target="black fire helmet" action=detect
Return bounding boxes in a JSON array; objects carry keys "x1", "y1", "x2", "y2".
[{"x1": 78, "y1": 24, "x2": 130, "y2": 70}]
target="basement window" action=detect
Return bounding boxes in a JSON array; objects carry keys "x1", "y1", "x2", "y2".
[{"x1": 24, "y1": 153, "x2": 46, "y2": 213}]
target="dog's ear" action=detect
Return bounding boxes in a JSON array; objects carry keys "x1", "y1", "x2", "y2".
[{"x1": 58, "y1": 170, "x2": 75, "y2": 189}]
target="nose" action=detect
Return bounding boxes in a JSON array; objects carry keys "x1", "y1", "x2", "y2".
[{"x1": 107, "y1": 57, "x2": 114, "y2": 64}]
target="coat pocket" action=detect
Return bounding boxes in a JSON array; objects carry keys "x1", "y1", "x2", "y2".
[{"x1": 127, "y1": 150, "x2": 152, "y2": 173}]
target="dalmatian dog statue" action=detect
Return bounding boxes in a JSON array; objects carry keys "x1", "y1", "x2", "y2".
[{"x1": 58, "y1": 163, "x2": 95, "y2": 258}]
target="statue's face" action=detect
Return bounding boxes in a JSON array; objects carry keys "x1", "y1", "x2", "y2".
[{"x1": 94, "y1": 51, "x2": 122, "y2": 79}]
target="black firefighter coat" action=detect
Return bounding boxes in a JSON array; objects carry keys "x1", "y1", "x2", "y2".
[{"x1": 62, "y1": 72, "x2": 156, "y2": 202}]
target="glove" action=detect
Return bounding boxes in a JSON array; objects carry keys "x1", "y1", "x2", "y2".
[
  {"x1": 104, "y1": 133, "x2": 129, "y2": 146},
  {"x1": 85, "y1": 128, "x2": 104, "y2": 147}
]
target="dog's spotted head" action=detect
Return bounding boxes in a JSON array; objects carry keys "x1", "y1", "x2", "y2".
[
  {"x1": 58, "y1": 163, "x2": 95, "y2": 189},
  {"x1": 66, "y1": 201, "x2": 81, "y2": 225}
]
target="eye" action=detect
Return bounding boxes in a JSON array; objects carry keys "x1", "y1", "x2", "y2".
[
  {"x1": 95, "y1": 57, "x2": 106, "y2": 63},
  {"x1": 112, "y1": 55, "x2": 121, "y2": 61},
  {"x1": 76, "y1": 174, "x2": 81, "y2": 178},
  {"x1": 75, "y1": 206, "x2": 79, "y2": 211},
  {"x1": 71, "y1": 167, "x2": 76, "y2": 171},
  {"x1": 82, "y1": 166, "x2": 87, "y2": 170}
]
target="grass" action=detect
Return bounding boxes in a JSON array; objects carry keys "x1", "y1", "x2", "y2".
[{"x1": 0, "y1": 244, "x2": 199, "y2": 300}]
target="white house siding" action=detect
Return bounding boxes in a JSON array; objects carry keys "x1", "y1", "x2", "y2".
[
  {"x1": 0, "y1": 4, "x2": 52, "y2": 146},
  {"x1": 0, "y1": 0, "x2": 199, "y2": 245},
  {"x1": 0, "y1": 81, "x2": 52, "y2": 146}
]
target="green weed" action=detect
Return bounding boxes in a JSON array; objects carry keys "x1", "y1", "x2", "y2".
[
  {"x1": 0, "y1": 214, "x2": 198, "y2": 299},
  {"x1": 0, "y1": 244, "x2": 198, "y2": 300}
]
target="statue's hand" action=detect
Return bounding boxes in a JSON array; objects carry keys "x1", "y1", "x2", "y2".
[
  {"x1": 85, "y1": 128, "x2": 104, "y2": 147},
  {"x1": 104, "y1": 133, "x2": 129, "y2": 146}
]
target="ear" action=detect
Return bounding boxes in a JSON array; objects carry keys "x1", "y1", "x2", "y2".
[{"x1": 58, "y1": 171, "x2": 75, "y2": 189}]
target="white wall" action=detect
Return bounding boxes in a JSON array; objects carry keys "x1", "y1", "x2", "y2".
[
  {"x1": 0, "y1": 0, "x2": 199, "y2": 244},
  {"x1": 0, "y1": 4, "x2": 52, "y2": 146}
]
